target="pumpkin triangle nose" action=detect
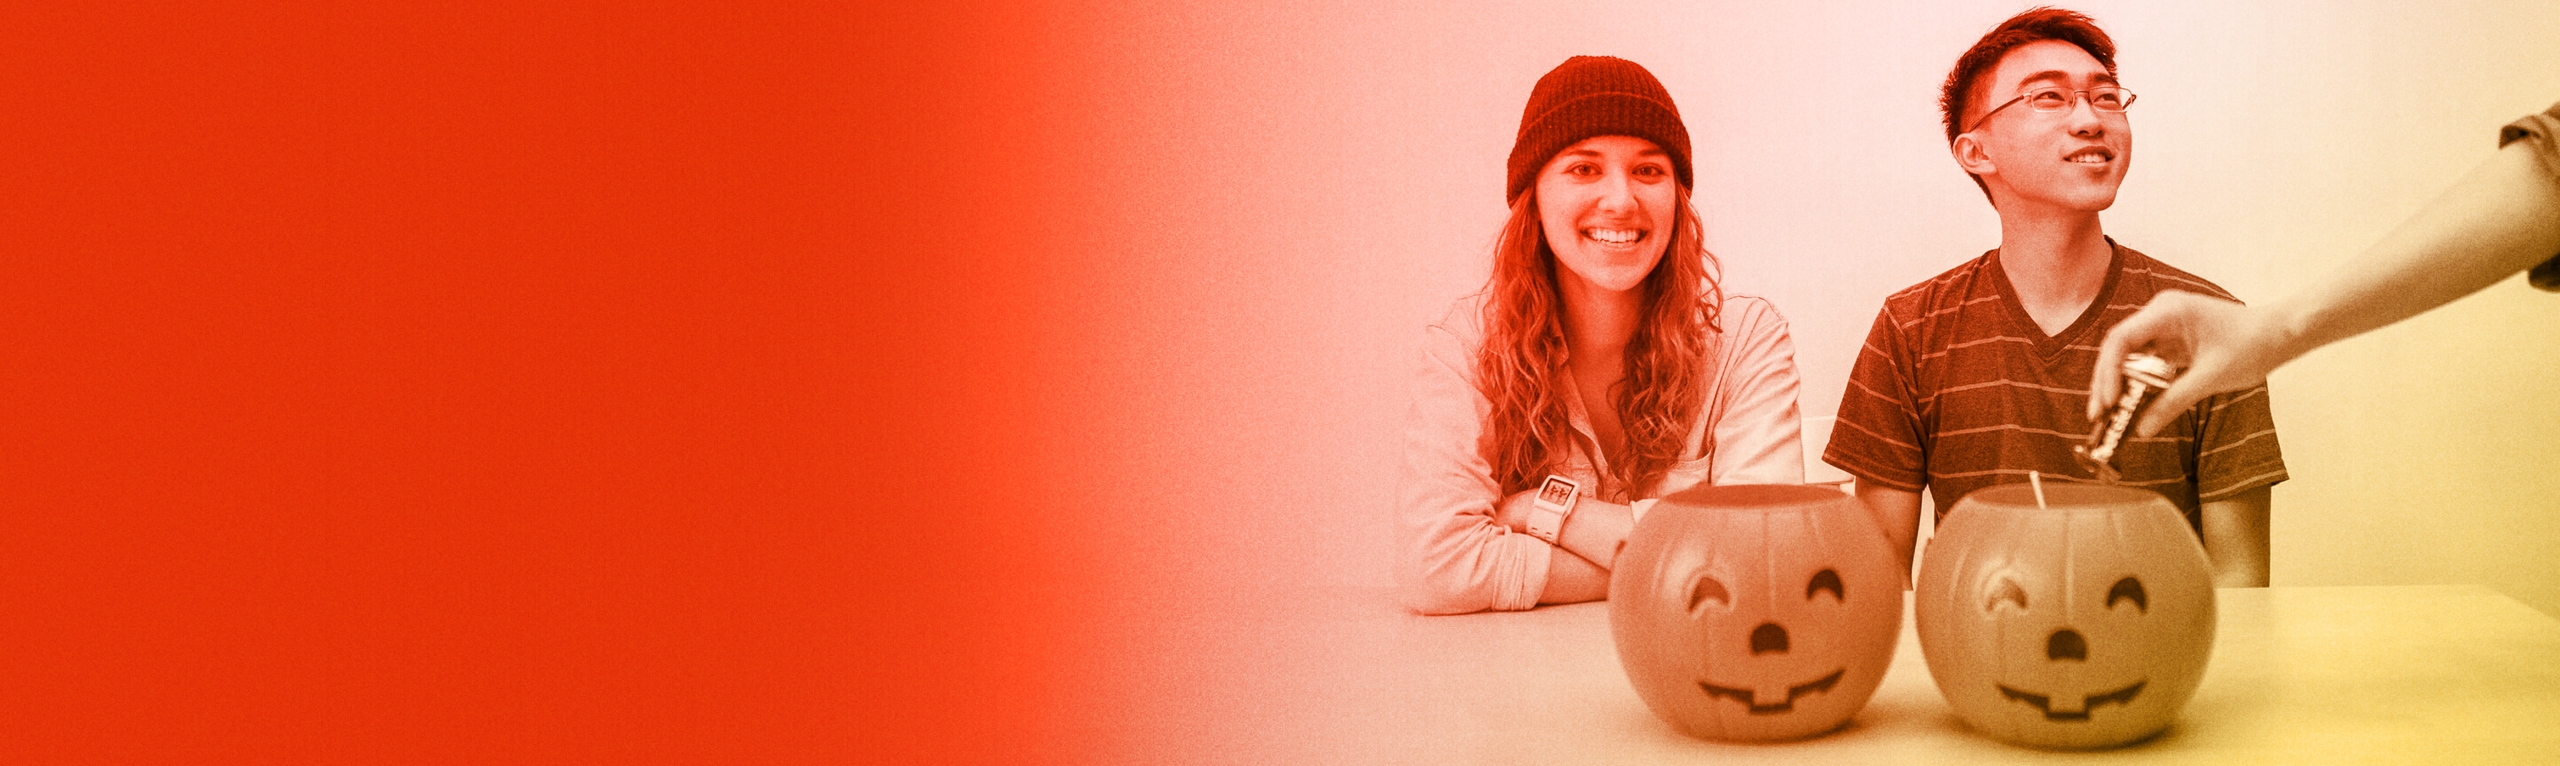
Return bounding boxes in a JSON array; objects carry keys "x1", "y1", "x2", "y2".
[
  {"x1": 2047, "y1": 628, "x2": 2087, "y2": 661},
  {"x1": 1750, "y1": 623, "x2": 1789, "y2": 655}
]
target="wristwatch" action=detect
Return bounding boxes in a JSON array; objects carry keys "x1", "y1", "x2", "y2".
[{"x1": 1525, "y1": 475, "x2": 1581, "y2": 545}]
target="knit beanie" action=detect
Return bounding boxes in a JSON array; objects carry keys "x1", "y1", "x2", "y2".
[{"x1": 1506, "y1": 56, "x2": 1694, "y2": 205}]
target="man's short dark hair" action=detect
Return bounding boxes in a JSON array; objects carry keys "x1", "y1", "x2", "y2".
[{"x1": 1940, "y1": 7, "x2": 2119, "y2": 198}]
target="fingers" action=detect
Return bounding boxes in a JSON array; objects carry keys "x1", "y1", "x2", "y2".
[
  {"x1": 2134, "y1": 379, "x2": 2207, "y2": 438},
  {"x1": 2116, "y1": 292, "x2": 2272, "y2": 437},
  {"x1": 2089, "y1": 325, "x2": 2132, "y2": 419},
  {"x1": 2092, "y1": 290, "x2": 2222, "y2": 421},
  {"x1": 2090, "y1": 297, "x2": 2175, "y2": 419}
]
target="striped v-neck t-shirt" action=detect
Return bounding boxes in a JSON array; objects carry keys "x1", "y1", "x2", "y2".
[{"x1": 1823, "y1": 240, "x2": 2286, "y2": 533}]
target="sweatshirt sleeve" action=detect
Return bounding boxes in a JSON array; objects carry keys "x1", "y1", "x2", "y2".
[
  {"x1": 1705, "y1": 296, "x2": 1806, "y2": 486},
  {"x1": 1393, "y1": 314, "x2": 1552, "y2": 614}
]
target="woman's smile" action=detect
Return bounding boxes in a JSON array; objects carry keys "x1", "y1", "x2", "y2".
[{"x1": 1537, "y1": 135, "x2": 1679, "y2": 295}]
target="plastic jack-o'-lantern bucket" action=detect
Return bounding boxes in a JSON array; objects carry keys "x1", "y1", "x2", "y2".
[
  {"x1": 1916, "y1": 483, "x2": 2215, "y2": 749},
  {"x1": 1608, "y1": 484, "x2": 1902, "y2": 742}
]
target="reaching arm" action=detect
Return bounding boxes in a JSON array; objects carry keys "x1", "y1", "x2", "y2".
[
  {"x1": 2200, "y1": 485, "x2": 2272, "y2": 587},
  {"x1": 2093, "y1": 139, "x2": 2560, "y2": 436}
]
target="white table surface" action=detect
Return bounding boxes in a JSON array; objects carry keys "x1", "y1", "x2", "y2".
[{"x1": 1072, "y1": 584, "x2": 2560, "y2": 764}]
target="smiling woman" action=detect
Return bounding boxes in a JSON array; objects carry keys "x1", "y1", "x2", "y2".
[
  {"x1": 1395, "y1": 56, "x2": 1809, "y2": 615},
  {"x1": 1539, "y1": 135, "x2": 1681, "y2": 295}
]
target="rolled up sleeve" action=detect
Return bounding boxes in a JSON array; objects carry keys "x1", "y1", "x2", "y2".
[
  {"x1": 1394, "y1": 317, "x2": 1551, "y2": 614},
  {"x1": 2498, "y1": 102, "x2": 2560, "y2": 180}
]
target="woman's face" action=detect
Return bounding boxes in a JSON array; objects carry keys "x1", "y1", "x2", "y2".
[{"x1": 1535, "y1": 135, "x2": 1680, "y2": 296}]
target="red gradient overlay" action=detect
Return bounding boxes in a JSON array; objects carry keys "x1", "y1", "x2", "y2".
[
  {"x1": 13, "y1": 1, "x2": 2559, "y2": 764},
  {"x1": 1, "y1": 2, "x2": 1077, "y2": 762}
]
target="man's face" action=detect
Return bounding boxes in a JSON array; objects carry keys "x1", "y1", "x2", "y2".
[{"x1": 1962, "y1": 39, "x2": 2131, "y2": 215}]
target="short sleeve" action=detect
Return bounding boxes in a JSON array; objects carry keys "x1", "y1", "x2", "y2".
[
  {"x1": 2499, "y1": 102, "x2": 2560, "y2": 290},
  {"x1": 2497, "y1": 102, "x2": 2560, "y2": 181},
  {"x1": 1823, "y1": 305, "x2": 1928, "y2": 492},
  {"x1": 2190, "y1": 384, "x2": 2288, "y2": 502}
]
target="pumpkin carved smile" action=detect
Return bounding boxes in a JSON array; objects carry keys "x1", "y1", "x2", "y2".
[
  {"x1": 1699, "y1": 668, "x2": 1846, "y2": 714},
  {"x1": 1609, "y1": 485, "x2": 1903, "y2": 742},
  {"x1": 1915, "y1": 484, "x2": 2217, "y2": 749},
  {"x1": 1996, "y1": 679, "x2": 2145, "y2": 721}
]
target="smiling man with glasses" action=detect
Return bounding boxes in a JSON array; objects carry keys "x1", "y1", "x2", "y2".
[{"x1": 1823, "y1": 8, "x2": 2287, "y2": 587}]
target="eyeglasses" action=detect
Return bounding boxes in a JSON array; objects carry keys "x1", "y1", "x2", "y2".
[{"x1": 1963, "y1": 86, "x2": 2137, "y2": 134}]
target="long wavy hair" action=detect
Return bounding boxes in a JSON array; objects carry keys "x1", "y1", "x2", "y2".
[{"x1": 1476, "y1": 183, "x2": 1723, "y2": 498}]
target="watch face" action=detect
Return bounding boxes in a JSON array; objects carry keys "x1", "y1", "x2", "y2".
[{"x1": 1540, "y1": 477, "x2": 1578, "y2": 507}]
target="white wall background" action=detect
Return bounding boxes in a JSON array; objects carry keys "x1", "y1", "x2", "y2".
[{"x1": 1025, "y1": 0, "x2": 2560, "y2": 615}]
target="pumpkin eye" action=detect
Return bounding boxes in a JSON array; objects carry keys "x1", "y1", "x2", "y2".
[
  {"x1": 1985, "y1": 578, "x2": 2029, "y2": 613},
  {"x1": 1806, "y1": 568, "x2": 1844, "y2": 602},
  {"x1": 2107, "y1": 576, "x2": 2148, "y2": 612},
  {"x1": 1688, "y1": 575, "x2": 1731, "y2": 612}
]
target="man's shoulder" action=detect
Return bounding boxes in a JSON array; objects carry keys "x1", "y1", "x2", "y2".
[
  {"x1": 2115, "y1": 243, "x2": 2243, "y2": 303},
  {"x1": 1878, "y1": 250, "x2": 2000, "y2": 321}
]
